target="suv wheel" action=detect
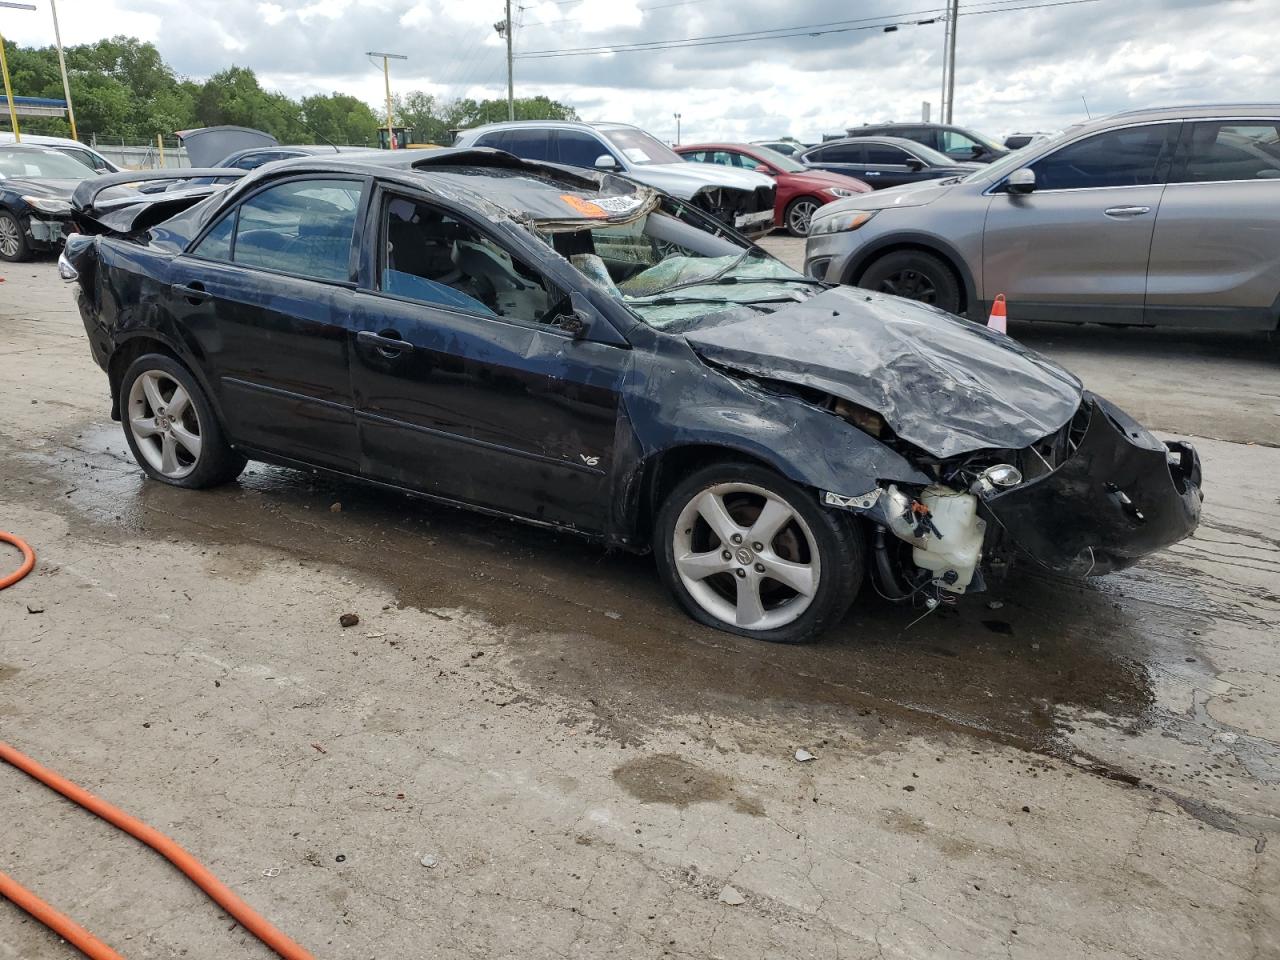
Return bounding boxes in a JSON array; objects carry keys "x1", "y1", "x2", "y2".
[
  {"x1": 859, "y1": 250, "x2": 961, "y2": 314},
  {"x1": 655, "y1": 462, "x2": 864, "y2": 643}
]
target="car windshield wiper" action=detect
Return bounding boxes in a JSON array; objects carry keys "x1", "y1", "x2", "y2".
[
  {"x1": 651, "y1": 248, "x2": 758, "y2": 294},
  {"x1": 635, "y1": 292, "x2": 806, "y2": 307}
]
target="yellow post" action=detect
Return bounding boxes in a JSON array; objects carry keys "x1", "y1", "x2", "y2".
[
  {"x1": 50, "y1": 0, "x2": 77, "y2": 141},
  {"x1": 382, "y1": 56, "x2": 394, "y2": 149},
  {"x1": 0, "y1": 32, "x2": 20, "y2": 143},
  {"x1": 156, "y1": 133, "x2": 165, "y2": 168}
]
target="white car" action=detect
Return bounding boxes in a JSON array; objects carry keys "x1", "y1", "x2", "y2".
[
  {"x1": 0, "y1": 133, "x2": 119, "y2": 173},
  {"x1": 453, "y1": 121, "x2": 777, "y2": 237}
]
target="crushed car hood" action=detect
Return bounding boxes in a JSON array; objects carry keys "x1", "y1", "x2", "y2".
[{"x1": 684, "y1": 286, "x2": 1083, "y2": 458}]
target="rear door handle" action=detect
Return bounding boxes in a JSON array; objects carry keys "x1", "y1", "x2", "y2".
[
  {"x1": 172, "y1": 281, "x2": 208, "y2": 303},
  {"x1": 358, "y1": 329, "x2": 414, "y2": 357},
  {"x1": 1103, "y1": 205, "x2": 1151, "y2": 218}
]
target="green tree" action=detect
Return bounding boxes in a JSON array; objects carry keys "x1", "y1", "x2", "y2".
[
  {"x1": 193, "y1": 66, "x2": 306, "y2": 141},
  {"x1": 394, "y1": 92, "x2": 579, "y2": 144},
  {"x1": 299, "y1": 92, "x2": 380, "y2": 145}
]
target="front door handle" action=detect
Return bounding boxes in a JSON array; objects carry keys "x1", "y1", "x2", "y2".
[
  {"x1": 358, "y1": 329, "x2": 414, "y2": 358},
  {"x1": 172, "y1": 281, "x2": 208, "y2": 304},
  {"x1": 1103, "y1": 205, "x2": 1151, "y2": 218}
]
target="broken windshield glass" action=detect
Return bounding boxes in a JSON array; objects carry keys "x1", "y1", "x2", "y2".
[{"x1": 544, "y1": 201, "x2": 819, "y2": 328}]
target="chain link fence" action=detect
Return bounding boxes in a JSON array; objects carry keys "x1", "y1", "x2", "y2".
[{"x1": 85, "y1": 135, "x2": 189, "y2": 169}]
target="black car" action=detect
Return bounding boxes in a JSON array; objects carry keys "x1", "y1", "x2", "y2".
[
  {"x1": 848, "y1": 122, "x2": 1009, "y2": 163},
  {"x1": 798, "y1": 137, "x2": 981, "y2": 190},
  {"x1": 0, "y1": 144, "x2": 98, "y2": 261},
  {"x1": 62, "y1": 150, "x2": 1202, "y2": 643},
  {"x1": 217, "y1": 145, "x2": 375, "y2": 170}
]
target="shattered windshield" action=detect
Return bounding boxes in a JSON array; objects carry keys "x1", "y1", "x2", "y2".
[{"x1": 546, "y1": 198, "x2": 819, "y2": 328}]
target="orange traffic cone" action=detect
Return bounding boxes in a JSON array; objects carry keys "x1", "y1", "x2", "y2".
[{"x1": 987, "y1": 294, "x2": 1007, "y2": 334}]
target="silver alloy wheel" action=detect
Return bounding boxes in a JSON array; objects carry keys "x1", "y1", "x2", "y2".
[
  {"x1": 0, "y1": 216, "x2": 20, "y2": 258},
  {"x1": 788, "y1": 199, "x2": 819, "y2": 236},
  {"x1": 672, "y1": 481, "x2": 822, "y2": 630},
  {"x1": 126, "y1": 370, "x2": 202, "y2": 479}
]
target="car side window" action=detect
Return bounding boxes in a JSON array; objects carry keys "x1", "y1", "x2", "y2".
[
  {"x1": 474, "y1": 131, "x2": 507, "y2": 150},
  {"x1": 865, "y1": 144, "x2": 910, "y2": 165},
  {"x1": 1028, "y1": 123, "x2": 1178, "y2": 190},
  {"x1": 192, "y1": 178, "x2": 363, "y2": 282},
  {"x1": 815, "y1": 143, "x2": 863, "y2": 163},
  {"x1": 502, "y1": 127, "x2": 551, "y2": 162},
  {"x1": 555, "y1": 130, "x2": 610, "y2": 167},
  {"x1": 379, "y1": 194, "x2": 564, "y2": 327},
  {"x1": 1173, "y1": 121, "x2": 1280, "y2": 183},
  {"x1": 940, "y1": 130, "x2": 980, "y2": 155},
  {"x1": 682, "y1": 150, "x2": 708, "y2": 163}
]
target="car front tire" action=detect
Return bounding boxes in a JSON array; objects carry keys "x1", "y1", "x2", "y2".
[
  {"x1": 120, "y1": 354, "x2": 246, "y2": 489},
  {"x1": 859, "y1": 250, "x2": 961, "y2": 314},
  {"x1": 784, "y1": 196, "x2": 821, "y2": 237},
  {"x1": 655, "y1": 462, "x2": 864, "y2": 644}
]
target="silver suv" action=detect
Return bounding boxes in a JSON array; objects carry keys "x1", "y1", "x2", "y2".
[
  {"x1": 805, "y1": 104, "x2": 1280, "y2": 331},
  {"x1": 453, "y1": 121, "x2": 776, "y2": 237}
]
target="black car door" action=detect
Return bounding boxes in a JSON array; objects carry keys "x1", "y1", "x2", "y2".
[
  {"x1": 170, "y1": 175, "x2": 369, "y2": 471},
  {"x1": 802, "y1": 142, "x2": 868, "y2": 179},
  {"x1": 861, "y1": 143, "x2": 927, "y2": 188},
  {"x1": 347, "y1": 187, "x2": 628, "y2": 533}
]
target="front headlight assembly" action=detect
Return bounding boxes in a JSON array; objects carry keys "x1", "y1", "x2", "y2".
[
  {"x1": 825, "y1": 187, "x2": 860, "y2": 199},
  {"x1": 808, "y1": 209, "x2": 877, "y2": 236},
  {"x1": 23, "y1": 196, "x2": 73, "y2": 216}
]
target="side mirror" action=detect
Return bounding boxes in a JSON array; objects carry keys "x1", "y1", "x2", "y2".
[
  {"x1": 753, "y1": 164, "x2": 775, "y2": 175},
  {"x1": 904, "y1": 158, "x2": 925, "y2": 172},
  {"x1": 594, "y1": 154, "x2": 619, "y2": 170},
  {"x1": 1006, "y1": 167, "x2": 1036, "y2": 194},
  {"x1": 558, "y1": 291, "x2": 598, "y2": 339},
  {"x1": 971, "y1": 145, "x2": 985, "y2": 158}
]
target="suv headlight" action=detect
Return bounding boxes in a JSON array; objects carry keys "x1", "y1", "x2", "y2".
[
  {"x1": 809, "y1": 209, "x2": 877, "y2": 236},
  {"x1": 23, "y1": 196, "x2": 73, "y2": 216}
]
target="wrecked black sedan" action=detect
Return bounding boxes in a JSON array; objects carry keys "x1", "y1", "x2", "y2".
[{"x1": 62, "y1": 149, "x2": 1202, "y2": 643}]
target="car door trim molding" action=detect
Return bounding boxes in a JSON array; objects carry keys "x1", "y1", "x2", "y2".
[
  {"x1": 355, "y1": 409, "x2": 607, "y2": 476},
  {"x1": 221, "y1": 376, "x2": 353, "y2": 413}
]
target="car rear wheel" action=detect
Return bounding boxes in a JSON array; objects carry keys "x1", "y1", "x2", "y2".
[
  {"x1": 785, "y1": 196, "x2": 821, "y2": 237},
  {"x1": 655, "y1": 462, "x2": 864, "y2": 643},
  {"x1": 120, "y1": 354, "x2": 246, "y2": 489},
  {"x1": 0, "y1": 211, "x2": 30, "y2": 262},
  {"x1": 859, "y1": 250, "x2": 961, "y2": 314}
]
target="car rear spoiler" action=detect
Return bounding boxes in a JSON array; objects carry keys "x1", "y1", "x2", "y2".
[{"x1": 71, "y1": 169, "x2": 248, "y2": 235}]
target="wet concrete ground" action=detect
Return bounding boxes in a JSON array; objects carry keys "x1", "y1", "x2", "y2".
[{"x1": 1, "y1": 259, "x2": 1278, "y2": 959}]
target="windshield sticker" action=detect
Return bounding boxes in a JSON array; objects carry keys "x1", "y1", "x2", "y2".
[
  {"x1": 623, "y1": 148, "x2": 650, "y2": 163},
  {"x1": 558, "y1": 193, "x2": 646, "y2": 219}
]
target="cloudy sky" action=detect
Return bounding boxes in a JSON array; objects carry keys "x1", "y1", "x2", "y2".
[{"x1": 5, "y1": 0, "x2": 1274, "y2": 142}]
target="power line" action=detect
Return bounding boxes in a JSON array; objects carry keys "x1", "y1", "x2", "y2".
[{"x1": 515, "y1": 0, "x2": 1102, "y2": 59}]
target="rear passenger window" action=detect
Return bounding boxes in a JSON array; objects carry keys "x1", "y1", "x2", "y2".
[
  {"x1": 1173, "y1": 121, "x2": 1280, "y2": 183},
  {"x1": 192, "y1": 178, "x2": 363, "y2": 282},
  {"x1": 502, "y1": 128, "x2": 551, "y2": 161},
  {"x1": 814, "y1": 144, "x2": 863, "y2": 163},
  {"x1": 1029, "y1": 123, "x2": 1178, "y2": 190}
]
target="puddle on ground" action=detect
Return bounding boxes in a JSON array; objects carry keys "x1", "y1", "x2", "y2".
[
  {"x1": 612, "y1": 753, "x2": 764, "y2": 815},
  {"x1": 6, "y1": 420, "x2": 1277, "y2": 839}
]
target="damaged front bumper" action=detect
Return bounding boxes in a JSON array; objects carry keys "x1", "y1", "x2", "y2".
[
  {"x1": 825, "y1": 393, "x2": 1202, "y2": 593},
  {"x1": 27, "y1": 215, "x2": 74, "y2": 250},
  {"x1": 979, "y1": 394, "x2": 1202, "y2": 577}
]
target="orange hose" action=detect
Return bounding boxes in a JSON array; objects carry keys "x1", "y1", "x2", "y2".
[
  {"x1": 0, "y1": 530, "x2": 35, "y2": 589},
  {"x1": 0, "y1": 870, "x2": 126, "y2": 960},
  {"x1": 0, "y1": 739, "x2": 315, "y2": 960}
]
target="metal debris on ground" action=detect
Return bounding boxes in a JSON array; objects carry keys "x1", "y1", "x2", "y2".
[{"x1": 794, "y1": 749, "x2": 816, "y2": 762}]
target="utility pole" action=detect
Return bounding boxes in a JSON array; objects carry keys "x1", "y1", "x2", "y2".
[
  {"x1": 505, "y1": 0, "x2": 514, "y2": 120},
  {"x1": 939, "y1": 8, "x2": 951, "y2": 124},
  {"x1": 944, "y1": 0, "x2": 959, "y2": 123},
  {"x1": 0, "y1": 1, "x2": 36, "y2": 143},
  {"x1": 367, "y1": 51, "x2": 407, "y2": 148},
  {"x1": 49, "y1": 0, "x2": 76, "y2": 140},
  {"x1": 673, "y1": 112, "x2": 681, "y2": 145}
]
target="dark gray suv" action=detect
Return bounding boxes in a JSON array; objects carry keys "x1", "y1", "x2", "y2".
[{"x1": 807, "y1": 104, "x2": 1280, "y2": 331}]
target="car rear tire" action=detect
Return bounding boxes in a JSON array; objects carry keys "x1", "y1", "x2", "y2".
[
  {"x1": 0, "y1": 211, "x2": 30, "y2": 262},
  {"x1": 120, "y1": 354, "x2": 246, "y2": 489},
  {"x1": 655, "y1": 462, "x2": 864, "y2": 644},
  {"x1": 784, "y1": 196, "x2": 821, "y2": 237},
  {"x1": 859, "y1": 250, "x2": 961, "y2": 314}
]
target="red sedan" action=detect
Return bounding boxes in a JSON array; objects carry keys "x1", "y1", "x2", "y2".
[{"x1": 675, "y1": 142, "x2": 872, "y2": 237}]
